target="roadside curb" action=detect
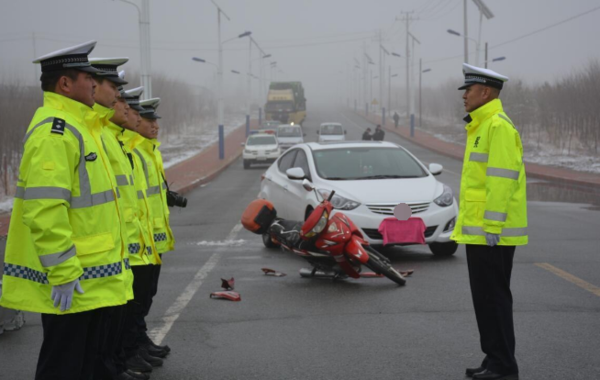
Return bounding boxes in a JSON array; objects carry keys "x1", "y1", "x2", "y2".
[
  {"x1": 0, "y1": 120, "x2": 258, "y2": 236},
  {"x1": 355, "y1": 111, "x2": 600, "y2": 190}
]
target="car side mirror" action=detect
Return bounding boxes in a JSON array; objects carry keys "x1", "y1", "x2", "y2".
[
  {"x1": 302, "y1": 178, "x2": 315, "y2": 192},
  {"x1": 286, "y1": 167, "x2": 306, "y2": 180},
  {"x1": 429, "y1": 163, "x2": 443, "y2": 176}
]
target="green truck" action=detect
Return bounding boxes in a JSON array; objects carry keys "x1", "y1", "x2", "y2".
[{"x1": 265, "y1": 82, "x2": 306, "y2": 125}]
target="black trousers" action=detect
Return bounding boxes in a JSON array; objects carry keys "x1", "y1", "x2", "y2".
[
  {"x1": 123, "y1": 265, "x2": 155, "y2": 358},
  {"x1": 139, "y1": 261, "x2": 162, "y2": 345},
  {"x1": 36, "y1": 308, "x2": 104, "y2": 380},
  {"x1": 466, "y1": 244, "x2": 518, "y2": 375},
  {"x1": 95, "y1": 305, "x2": 127, "y2": 379}
]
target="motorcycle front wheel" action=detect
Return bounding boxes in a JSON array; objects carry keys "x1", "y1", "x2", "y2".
[{"x1": 364, "y1": 252, "x2": 406, "y2": 286}]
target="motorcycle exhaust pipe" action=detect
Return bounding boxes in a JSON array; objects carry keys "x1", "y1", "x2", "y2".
[{"x1": 299, "y1": 268, "x2": 337, "y2": 278}]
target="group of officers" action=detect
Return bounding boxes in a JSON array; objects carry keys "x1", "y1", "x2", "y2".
[{"x1": 0, "y1": 40, "x2": 180, "y2": 380}]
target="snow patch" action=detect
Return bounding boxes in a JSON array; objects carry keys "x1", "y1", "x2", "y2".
[
  {"x1": 0, "y1": 196, "x2": 13, "y2": 214},
  {"x1": 196, "y1": 239, "x2": 246, "y2": 247}
]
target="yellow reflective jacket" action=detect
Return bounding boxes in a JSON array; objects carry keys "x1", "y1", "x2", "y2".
[
  {"x1": 99, "y1": 108, "x2": 157, "y2": 270},
  {"x1": 121, "y1": 127, "x2": 161, "y2": 265},
  {"x1": 0, "y1": 93, "x2": 130, "y2": 314},
  {"x1": 134, "y1": 139, "x2": 175, "y2": 255},
  {"x1": 451, "y1": 99, "x2": 528, "y2": 246}
]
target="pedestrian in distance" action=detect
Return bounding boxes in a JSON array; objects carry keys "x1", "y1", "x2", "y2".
[
  {"x1": 451, "y1": 63, "x2": 528, "y2": 380},
  {"x1": 372, "y1": 124, "x2": 385, "y2": 141},
  {"x1": 0, "y1": 41, "x2": 131, "y2": 380},
  {"x1": 393, "y1": 111, "x2": 400, "y2": 128},
  {"x1": 362, "y1": 127, "x2": 372, "y2": 140}
]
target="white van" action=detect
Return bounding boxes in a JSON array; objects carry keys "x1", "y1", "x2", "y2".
[
  {"x1": 276, "y1": 124, "x2": 304, "y2": 150},
  {"x1": 317, "y1": 122, "x2": 346, "y2": 142}
]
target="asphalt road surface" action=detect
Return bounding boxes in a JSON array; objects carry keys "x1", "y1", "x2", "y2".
[{"x1": 1, "y1": 106, "x2": 600, "y2": 380}]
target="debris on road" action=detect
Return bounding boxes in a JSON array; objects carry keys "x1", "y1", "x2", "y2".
[
  {"x1": 221, "y1": 277, "x2": 235, "y2": 290},
  {"x1": 209, "y1": 291, "x2": 241, "y2": 302},
  {"x1": 261, "y1": 268, "x2": 287, "y2": 277}
]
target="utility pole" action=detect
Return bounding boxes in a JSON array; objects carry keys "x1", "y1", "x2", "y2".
[
  {"x1": 32, "y1": 32, "x2": 37, "y2": 84},
  {"x1": 397, "y1": 11, "x2": 417, "y2": 122},
  {"x1": 463, "y1": 0, "x2": 469, "y2": 64},
  {"x1": 211, "y1": 0, "x2": 230, "y2": 159},
  {"x1": 388, "y1": 65, "x2": 391, "y2": 112},
  {"x1": 140, "y1": 0, "x2": 152, "y2": 98},
  {"x1": 485, "y1": 42, "x2": 488, "y2": 68}
]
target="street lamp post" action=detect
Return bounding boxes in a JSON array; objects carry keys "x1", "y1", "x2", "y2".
[
  {"x1": 114, "y1": 0, "x2": 152, "y2": 98},
  {"x1": 419, "y1": 58, "x2": 432, "y2": 128},
  {"x1": 448, "y1": 28, "x2": 480, "y2": 65}
]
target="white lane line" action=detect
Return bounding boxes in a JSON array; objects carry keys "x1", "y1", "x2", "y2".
[{"x1": 149, "y1": 223, "x2": 242, "y2": 345}]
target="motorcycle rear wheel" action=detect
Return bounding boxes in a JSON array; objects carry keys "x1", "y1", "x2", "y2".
[
  {"x1": 262, "y1": 233, "x2": 280, "y2": 249},
  {"x1": 364, "y1": 253, "x2": 406, "y2": 286}
]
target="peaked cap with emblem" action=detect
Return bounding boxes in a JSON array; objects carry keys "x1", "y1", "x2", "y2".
[
  {"x1": 89, "y1": 57, "x2": 129, "y2": 85},
  {"x1": 117, "y1": 70, "x2": 126, "y2": 93},
  {"x1": 122, "y1": 86, "x2": 145, "y2": 112},
  {"x1": 458, "y1": 63, "x2": 508, "y2": 91},
  {"x1": 140, "y1": 97, "x2": 161, "y2": 120},
  {"x1": 33, "y1": 40, "x2": 102, "y2": 74}
]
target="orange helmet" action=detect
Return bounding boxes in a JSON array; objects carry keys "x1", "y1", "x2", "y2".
[{"x1": 241, "y1": 199, "x2": 277, "y2": 234}]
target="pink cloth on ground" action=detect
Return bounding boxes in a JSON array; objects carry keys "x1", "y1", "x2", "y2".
[{"x1": 378, "y1": 217, "x2": 426, "y2": 246}]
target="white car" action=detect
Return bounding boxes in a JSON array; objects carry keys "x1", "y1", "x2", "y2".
[
  {"x1": 276, "y1": 124, "x2": 304, "y2": 150},
  {"x1": 317, "y1": 122, "x2": 346, "y2": 142},
  {"x1": 242, "y1": 133, "x2": 281, "y2": 169},
  {"x1": 259, "y1": 141, "x2": 459, "y2": 255}
]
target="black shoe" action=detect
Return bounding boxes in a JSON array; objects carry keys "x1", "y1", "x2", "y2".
[
  {"x1": 139, "y1": 348, "x2": 164, "y2": 367},
  {"x1": 466, "y1": 366, "x2": 485, "y2": 377},
  {"x1": 126, "y1": 370, "x2": 150, "y2": 380},
  {"x1": 145, "y1": 344, "x2": 169, "y2": 358},
  {"x1": 148, "y1": 340, "x2": 171, "y2": 353},
  {"x1": 473, "y1": 369, "x2": 519, "y2": 380},
  {"x1": 126, "y1": 354, "x2": 153, "y2": 373}
]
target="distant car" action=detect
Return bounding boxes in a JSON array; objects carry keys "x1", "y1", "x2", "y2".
[
  {"x1": 276, "y1": 124, "x2": 305, "y2": 151},
  {"x1": 261, "y1": 120, "x2": 280, "y2": 129},
  {"x1": 259, "y1": 141, "x2": 459, "y2": 255},
  {"x1": 242, "y1": 133, "x2": 281, "y2": 169},
  {"x1": 317, "y1": 122, "x2": 346, "y2": 142}
]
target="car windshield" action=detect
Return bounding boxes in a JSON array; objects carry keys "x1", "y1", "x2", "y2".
[
  {"x1": 247, "y1": 136, "x2": 277, "y2": 146},
  {"x1": 312, "y1": 147, "x2": 427, "y2": 180},
  {"x1": 320, "y1": 124, "x2": 343, "y2": 135},
  {"x1": 277, "y1": 126, "x2": 302, "y2": 137}
]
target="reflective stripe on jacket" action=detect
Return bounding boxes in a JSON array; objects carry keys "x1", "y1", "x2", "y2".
[
  {"x1": 450, "y1": 99, "x2": 528, "y2": 246},
  {"x1": 134, "y1": 139, "x2": 175, "y2": 255},
  {"x1": 0, "y1": 92, "x2": 129, "y2": 314}
]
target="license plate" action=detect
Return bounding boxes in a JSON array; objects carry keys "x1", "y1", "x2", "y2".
[{"x1": 257, "y1": 157, "x2": 267, "y2": 161}]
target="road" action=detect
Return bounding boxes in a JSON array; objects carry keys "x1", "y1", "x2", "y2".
[{"x1": 1, "y1": 106, "x2": 600, "y2": 379}]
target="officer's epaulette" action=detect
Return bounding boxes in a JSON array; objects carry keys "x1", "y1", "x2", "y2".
[{"x1": 50, "y1": 118, "x2": 66, "y2": 135}]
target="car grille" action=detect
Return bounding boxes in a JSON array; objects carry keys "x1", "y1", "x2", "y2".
[
  {"x1": 366, "y1": 202, "x2": 430, "y2": 216},
  {"x1": 362, "y1": 225, "x2": 438, "y2": 240}
]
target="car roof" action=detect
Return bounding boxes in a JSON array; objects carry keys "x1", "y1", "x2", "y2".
[
  {"x1": 319, "y1": 122, "x2": 342, "y2": 126},
  {"x1": 247, "y1": 134, "x2": 277, "y2": 140},
  {"x1": 304, "y1": 141, "x2": 399, "y2": 150},
  {"x1": 278, "y1": 124, "x2": 301, "y2": 128}
]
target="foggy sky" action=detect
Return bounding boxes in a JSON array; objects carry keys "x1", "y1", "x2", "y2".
[{"x1": 1, "y1": 0, "x2": 599, "y2": 106}]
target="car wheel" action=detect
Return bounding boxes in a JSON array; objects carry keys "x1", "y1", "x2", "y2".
[
  {"x1": 305, "y1": 206, "x2": 314, "y2": 221},
  {"x1": 262, "y1": 233, "x2": 280, "y2": 249},
  {"x1": 243, "y1": 160, "x2": 250, "y2": 169},
  {"x1": 428, "y1": 241, "x2": 458, "y2": 256}
]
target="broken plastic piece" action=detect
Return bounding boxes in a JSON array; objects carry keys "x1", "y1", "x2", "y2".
[
  {"x1": 221, "y1": 277, "x2": 235, "y2": 290},
  {"x1": 261, "y1": 268, "x2": 286, "y2": 277},
  {"x1": 400, "y1": 269, "x2": 414, "y2": 277},
  {"x1": 361, "y1": 272, "x2": 384, "y2": 278},
  {"x1": 210, "y1": 291, "x2": 241, "y2": 301}
]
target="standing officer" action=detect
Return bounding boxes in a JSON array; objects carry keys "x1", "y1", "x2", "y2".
[
  {"x1": 361, "y1": 127, "x2": 372, "y2": 140},
  {"x1": 132, "y1": 98, "x2": 175, "y2": 360},
  {"x1": 89, "y1": 61, "x2": 153, "y2": 380},
  {"x1": 372, "y1": 124, "x2": 385, "y2": 141},
  {"x1": 451, "y1": 63, "x2": 527, "y2": 380},
  {"x1": 0, "y1": 41, "x2": 130, "y2": 380}
]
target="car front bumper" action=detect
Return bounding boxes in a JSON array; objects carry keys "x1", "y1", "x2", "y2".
[{"x1": 335, "y1": 200, "x2": 459, "y2": 246}]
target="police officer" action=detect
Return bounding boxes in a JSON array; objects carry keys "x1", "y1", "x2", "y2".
[
  {"x1": 89, "y1": 61, "x2": 152, "y2": 380},
  {"x1": 131, "y1": 98, "x2": 175, "y2": 361},
  {"x1": 451, "y1": 63, "x2": 527, "y2": 380},
  {"x1": 372, "y1": 124, "x2": 385, "y2": 141},
  {"x1": 0, "y1": 41, "x2": 130, "y2": 380}
]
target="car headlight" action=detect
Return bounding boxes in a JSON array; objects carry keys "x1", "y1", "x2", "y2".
[
  {"x1": 434, "y1": 184, "x2": 454, "y2": 207},
  {"x1": 317, "y1": 189, "x2": 361, "y2": 210}
]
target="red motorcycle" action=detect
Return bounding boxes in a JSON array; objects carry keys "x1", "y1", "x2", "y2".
[{"x1": 242, "y1": 182, "x2": 409, "y2": 285}]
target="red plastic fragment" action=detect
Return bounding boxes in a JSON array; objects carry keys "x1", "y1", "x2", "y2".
[
  {"x1": 261, "y1": 268, "x2": 286, "y2": 277},
  {"x1": 210, "y1": 291, "x2": 241, "y2": 301},
  {"x1": 361, "y1": 272, "x2": 384, "y2": 278},
  {"x1": 221, "y1": 277, "x2": 235, "y2": 290}
]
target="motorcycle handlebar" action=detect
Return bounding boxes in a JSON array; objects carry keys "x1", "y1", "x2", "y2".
[{"x1": 327, "y1": 190, "x2": 336, "y2": 202}]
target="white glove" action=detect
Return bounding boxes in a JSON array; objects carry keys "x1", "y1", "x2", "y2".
[
  {"x1": 485, "y1": 233, "x2": 500, "y2": 247},
  {"x1": 51, "y1": 278, "x2": 84, "y2": 312}
]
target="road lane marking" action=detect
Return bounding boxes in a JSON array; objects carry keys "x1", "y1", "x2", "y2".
[
  {"x1": 536, "y1": 263, "x2": 600, "y2": 297},
  {"x1": 149, "y1": 223, "x2": 242, "y2": 345}
]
